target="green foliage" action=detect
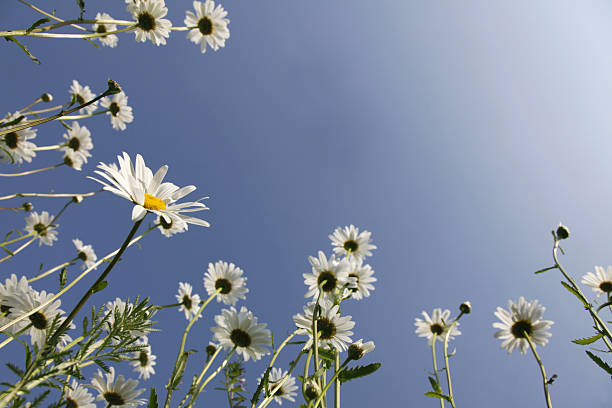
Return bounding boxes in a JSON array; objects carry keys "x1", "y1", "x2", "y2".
[
  {"x1": 572, "y1": 334, "x2": 603, "y2": 345},
  {"x1": 425, "y1": 391, "x2": 451, "y2": 402},
  {"x1": 596, "y1": 300, "x2": 612, "y2": 312},
  {"x1": 217, "y1": 360, "x2": 248, "y2": 408},
  {"x1": 428, "y1": 376, "x2": 442, "y2": 394},
  {"x1": 585, "y1": 351, "x2": 612, "y2": 375},
  {"x1": 560, "y1": 281, "x2": 588, "y2": 307},
  {"x1": 148, "y1": 387, "x2": 158, "y2": 408},
  {"x1": 338, "y1": 362, "x2": 381, "y2": 384},
  {"x1": 4, "y1": 36, "x2": 40, "y2": 64},
  {"x1": 25, "y1": 19, "x2": 50, "y2": 34}
]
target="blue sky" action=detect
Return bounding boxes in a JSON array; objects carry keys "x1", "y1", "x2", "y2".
[{"x1": 2, "y1": 0, "x2": 612, "y2": 406}]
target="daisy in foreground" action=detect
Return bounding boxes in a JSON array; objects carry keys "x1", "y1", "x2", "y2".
[
  {"x1": 414, "y1": 308, "x2": 461, "y2": 345},
  {"x1": 211, "y1": 306, "x2": 272, "y2": 362},
  {"x1": 329, "y1": 225, "x2": 376, "y2": 262},
  {"x1": 303, "y1": 251, "x2": 350, "y2": 300},
  {"x1": 91, "y1": 367, "x2": 145, "y2": 407},
  {"x1": 204, "y1": 260, "x2": 248, "y2": 305},
  {"x1": 89, "y1": 152, "x2": 210, "y2": 227},
  {"x1": 582, "y1": 265, "x2": 612, "y2": 297},
  {"x1": 493, "y1": 297, "x2": 554, "y2": 354},
  {"x1": 257, "y1": 367, "x2": 298, "y2": 405},
  {"x1": 293, "y1": 298, "x2": 355, "y2": 351},
  {"x1": 184, "y1": 0, "x2": 230, "y2": 54}
]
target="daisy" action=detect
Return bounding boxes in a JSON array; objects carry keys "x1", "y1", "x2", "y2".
[
  {"x1": 582, "y1": 266, "x2": 612, "y2": 297},
  {"x1": 347, "y1": 338, "x2": 375, "y2": 361},
  {"x1": 24, "y1": 211, "x2": 59, "y2": 246},
  {"x1": 61, "y1": 122, "x2": 93, "y2": 170},
  {"x1": 94, "y1": 12, "x2": 119, "y2": 48},
  {"x1": 345, "y1": 260, "x2": 376, "y2": 300},
  {"x1": 130, "y1": 0, "x2": 172, "y2": 46},
  {"x1": 204, "y1": 261, "x2": 248, "y2": 305},
  {"x1": 211, "y1": 306, "x2": 272, "y2": 362},
  {"x1": 175, "y1": 282, "x2": 201, "y2": 320},
  {"x1": 303, "y1": 251, "x2": 350, "y2": 300},
  {"x1": 414, "y1": 308, "x2": 461, "y2": 345},
  {"x1": 91, "y1": 367, "x2": 145, "y2": 407},
  {"x1": 293, "y1": 298, "x2": 355, "y2": 351},
  {"x1": 493, "y1": 297, "x2": 554, "y2": 354},
  {"x1": 64, "y1": 379, "x2": 96, "y2": 408},
  {"x1": 156, "y1": 214, "x2": 187, "y2": 237},
  {"x1": 72, "y1": 238, "x2": 98, "y2": 270},
  {"x1": 0, "y1": 274, "x2": 34, "y2": 334},
  {"x1": 0, "y1": 112, "x2": 37, "y2": 164},
  {"x1": 329, "y1": 225, "x2": 376, "y2": 262},
  {"x1": 100, "y1": 92, "x2": 134, "y2": 131},
  {"x1": 184, "y1": 0, "x2": 230, "y2": 54},
  {"x1": 257, "y1": 367, "x2": 298, "y2": 406},
  {"x1": 69, "y1": 80, "x2": 98, "y2": 114},
  {"x1": 130, "y1": 336, "x2": 157, "y2": 380}
]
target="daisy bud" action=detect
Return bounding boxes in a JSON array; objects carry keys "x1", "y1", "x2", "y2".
[
  {"x1": 459, "y1": 301, "x2": 472, "y2": 315},
  {"x1": 72, "y1": 195, "x2": 84, "y2": 204},
  {"x1": 205, "y1": 343, "x2": 217, "y2": 356},
  {"x1": 347, "y1": 339, "x2": 375, "y2": 361},
  {"x1": 107, "y1": 79, "x2": 122, "y2": 95},
  {"x1": 22, "y1": 202, "x2": 33, "y2": 212},
  {"x1": 40, "y1": 93, "x2": 53, "y2": 103},
  {"x1": 304, "y1": 380, "x2": 321, "y2": 401},
  {"x1": 556, "y1": 224, "x2": 570, "y2": 240}
]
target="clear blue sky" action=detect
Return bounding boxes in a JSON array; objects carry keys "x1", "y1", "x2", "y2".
[{"x1": 2, "y1": 1, "x2": 612, "y2": 406}]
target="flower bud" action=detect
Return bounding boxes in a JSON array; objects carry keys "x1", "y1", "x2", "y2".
[
  {"x1": 205, "y1": 343, "x2": 217, "y2": 356},
  {"x1": 72, "y1": 195, "x2": 84, "y2": 204},
  {"x1": 107, "y1": 79, "x2": 122, "y2": 94},
  {"x1": 40, "y1": 93, "x2": 53, "y2": 103},
  {"x1": 556, "y1": 224, "x2": 570, "y2": 240},
  {"x1": 22, "y1": 202, "x2": 33, "y2": 212},
  {"x1": 304, "y1": 380, "x2": 321, "y2": 401},
  {"x1": 459, "y1": 301, "x2": 472, "y2": 314},
  {"x1": 347, "y1": 339, "x2": 375, "y2": 361}
]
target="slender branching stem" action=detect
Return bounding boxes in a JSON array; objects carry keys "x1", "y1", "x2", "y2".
[
  {"x1": 0, "y1": 236, "x2": 36, "y2": 264},
  {"x1": 257, "y1": 349, "x2": 306, "y2": 408},
  {"x1": 311, "y1": 359, "x2": 349, "y2": 408},
  {"x1": 0, "y1": 163, "x2": 63, "y2": 177},
  {"x1": 187, "y1": 347, "x2": 236, "y2": 408},
  {"x1": 28, "y1": 259, "x2": 76, "y2": 282},
  {"x1": 334, "y1": 349, "x2": 340, "y2": 408},
  {"x1": 59, "y1": 109, "x2": 110, "y2": 120},
  {"x1": 0, "y1": 231, "x2": 35, "y2": 247},
  {"x1": 266, "y1": 329, "x2": 299, "y2": 371},
  {"x1": 443, "y1": 323, "x2": 457, "y2": 408},
  {"x1": 0, "y1": 190, "x2": 99, "y2": 201},
  {"x1": 432, "y1": 333, "x2": 445, "y2": 408},
  {"x1": 31, "y1": 144, "x2": 62, "y2": 151},
  {"x1": 17, "y1": 0, "x2": 88, "y2": 31},
  {"x1": 525, "y1": 333, "x2": 552, "y2": 408}
]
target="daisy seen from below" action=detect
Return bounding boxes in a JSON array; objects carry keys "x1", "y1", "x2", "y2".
[
  {"x1": 257, "y1": 367, "x2": 298, "y2": 406},
  {"x1": 130, "y1": 336, "x2": 157, "y2": 380},
  {"x1": 348, "y1": 338, "x2": 375, "y2": 360},
  {"x1": 89, "y1": 152, "x2": 210, "y2": 227},
  {"x1": 176, "y1": 282, "x2": 201, "y2": 320},
  {"x1": 129, "y1": 0, "x2": 172, "y2": 46},
  {"x1": 346, "y1": 260, "x2": 376, "y2": 300},
  {"x1": 414, "y1": 308, "x2": 461, "y2": 345},
  {"x1": 329, "y1": 224, "x2": 376, "y2": 262},
  {"x1": 0, "y1": 112, "x2": 37, "y2": 164},
  {"x1": 581, "y1": 265, "x2": 612, "y2": 297},
  {"x1": 184, "y1": 0, "x2": 230, "y2": 54},
  {"x1": 156, "y1": 214, "x2": 187, "y2": 237},
  {"x1": 204, "y1": 260, "x2": 248, "y2": 305},
  {"x1": 303, "y1": 251, "x2": 350, "y2": 300},
  {"x1": 211, "y1": 306, "x2": 272, "y2": 362},
  {"x1": 73, "y1": 238, "x2": 98, "y2": 270},
  {"x1": 94, "y1": 12, "x2": 119, "y2": 48},
  {"x1": 60, "y1": 122, "x2": 93, "y2": 171},
  {"x1": 101, "y1": 92, "x2": 134, "y2": 131},
  {"x1": 293, "y1": 298, "x2": 355, "y2": 351},
  {"x1": 69, "y1": 80, "x2": 98, "y2": 114},
  {"x1": 64, "y1": 379, "x2": 96, "y2": 408},
  {"x1": 493, "y1": 297, "x2": 554, "y2": 354},
  {"x1": 24, "y1": 211, "x2": 58, "y2": 246},
  {"x1": 91, "y1": 366, "x2": 145, "y2": 407},
  {"x1": 0, "y1": 274, "x2": 33, "y2": 334}
]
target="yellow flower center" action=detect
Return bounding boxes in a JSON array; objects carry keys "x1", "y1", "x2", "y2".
[{"x1": 144, "y1": 193, "x2": 166, "y2": 210}]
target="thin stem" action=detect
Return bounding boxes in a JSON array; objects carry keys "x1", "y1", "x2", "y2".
[
  {"x1": 524, "y1": 333, "x2": 553, "y2": 408},
  {"x1": 60, "y1": 109, "x2": 109, "y2": 120},
  {"x1": 28, "y1": 259, "x2": 75, "y2": 282},
  {"x1": 31, "y1": 144, "x2": 62, "y2": 151},
  {"x1": 0, "y1": 236, "x2": 36, "y2": 264},
  {"x1": 21, "y1": 104, "x2": 63, "y2": 116},
  {"x1": 187, "y1": 348, "x2": 236, "y2": 408},
  {"x1": 154, "y1": 302, "x2": 182, "y2": 310},
  {"x1": 312, "y1": 359, "x2": 349, "y2": 408},
  {"x1": 257, "y1": 349, "x2": 306, "y2": 408},
  {"x1": 0, "y1": 24, "x2": 136, "y2": 39},
  {"x1": 17, "y1": 0, "x2": 88, "y2": 31},
  {"x1": 0, "y1": 190, "x2": 99, "y2": 201},
  {"x1": 0, "y1": 231, "x2": 35, "y2": 247},
  {"x1": 432, "y1": 333, "x2": 445, "y2": 408},
  {"x1": 443, "y1": 324, "x2": 457, "y2": 408},
  {"x1": 0, "y1": 163, "x2": 63, "y2": 177},
  {"x1": 267, "y1": 329, "x2": 299, "y2": 371},
  {"x1": 17, "y1": 97, "x2": 42, "y2": 113},
  {"x1": 334, "y1": 350, "x2": 340, "y2": 408}
]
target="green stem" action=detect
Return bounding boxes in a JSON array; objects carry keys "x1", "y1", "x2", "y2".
[
  {"x1": 0, "y1": 163, "x2": 63, "y2": 177},
  {"x1": 0, "y1": 236, "x2": 36, "y2": 264},
  {"x1": 524, "y1": 333, "x2": 553, "y2": 408},
  {"x1": 334, "y1": 350, "x2": 340, "y2": 408},
  {"x1": 257, "y1": 349, "x2": 306, "y2": 408},
  {"x1": 0, "y1": 23, "x2": 136, "y2": 38},
  {"x1": 28, "y1": 259, "x2": 75, "y2": 282},
  {"x1": 59, "y1": 109, "x2": 109, "y2": 120},
  {"x1": 17, "y1": 0, "x2": 88, "y2": 32},
  {"x1": 31, "y1": 144, "x2": 62, "y2": 151},
  {"x1": 0, "y1": 231, "x2": 35, "y2": 247},
  {"x1": 432, "y1": 333, "x2": 444, "y2": 408},
  {"x1": 187, "y1": 347, "x2": 236, "y2": 408},
  {"x1": 0, "y1": 190, "x2": 99, "y2": 201},
  {"x1": 312, "y1": 359, "x2": 349, "y2": 408},
  {"x1": 443, "y1": 324, "x2": 457, "y2": 408}
]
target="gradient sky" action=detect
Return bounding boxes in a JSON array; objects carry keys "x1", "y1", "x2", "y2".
[{"x1": 2, "y1": 1, "x2": 612, "y2": 406}]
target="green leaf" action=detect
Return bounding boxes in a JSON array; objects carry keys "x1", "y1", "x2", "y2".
[
  {"x1": 317, "y1": 348, "x2": 336, "y2": 361},
  {"x1": 338, "y1": 362, "x2": 381, "y2": 384},
  {"x1": 534, "y1": 265, "x2": 557, "y2": 274},
  {"x1": 597, "y1": 300, "x2": 612, "y2": 312},
  {"x1": 428, "y1": 376, "x2": 442, "y2": 393},
  {"x1": 572, "y1": 333, "x2": 603, "y2": 345},
  {"x1": 585, "y1": 350, "x2": 612, "y2": 375},
  {"x1": 0, "y1": 115, "x2": 24, "y2": 128},
  {"x1": 59, "y1": 267, "x2": 67, "y2": 289},
  {"x1": 76, "y1": 0, "x2": 85, "y2": 19},
  {"x1": 26, "y1": 18, "x2": 50, "y2": 34},
  {"x1": 92, "y1": 280, "x2": 108, "y2": 293},
  {"x1": 4, "y1": 36, "x2": 40, "y2": 64},
  {"x1": 560, "y1": 281, "x2": 588, "y2": 307},
  {"x1": 147, "y1": 387, "x2": 158, "y2": 408},
  {"x1": 425, "y1": 392, "x2": 451, "y2": 402}
]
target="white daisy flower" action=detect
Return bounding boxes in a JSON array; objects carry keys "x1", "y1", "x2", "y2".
[
  {"x1": 493, "y1": 297, "x2": 554, "y2": 354},
  {"x1": 345, "y1": 260, "x2": 376, "y2": 300},
  {"x1": 582, "y1": 265, "x2": 612, "y2": 297},
  {"x1": 130, "y1": 0, "x2": 172, "y2": 46},
  {"x1": 329, "y1": 225, "x2": 376, "y2": 262},
  {"x1": 64, "y1": 379, "x2": 96, "y2": 408},
  {"x1": 0, "y1": 112, "x2": 37, "y2": 164},
  {"x1": 61, "y1": 122, "x2": 93, "y2": 171},
  {"x1": 131, "y1": 336, "x2": 157, "y2": 380},
  {"x1": 72, "y1": 238, "x2": 98, "y2": 270},
  {"x1": 0, "y1": 274, "x2": 34, "y2": 334},
  {"x1": 176, "y1": 282, "x2": 201, "y2": 320},
  {"x1": 91, "y1": 367, "x2": 145, "y2": 407},
  {"x1": 204, "y1": 261, "x2": 248, "y2": 305},
  {"x1": 414, "y1": 308, "x2": 461, "y2": 345},
  {"x1": 303, "y1": 251, "x2": 350, "y2": 300},
  {"x1": 257, "y1": 367, "x2": 298, "y2": 406},
  {"x1": 211, "y1": 306, "x2": 272, "y2": 362},
  {"x1": 24, "y1": 211, "x2": 59, "y2": 246},
  {"x1": 293, "y1": 298, "x2": 355, "y2": 351},
  {"x1": 184, "y1": 0, "x2": 230, "y2": 54},
  {"x1": 69, "y1": 80, "x2": 98, "y2": 114},
  {"x1": 100, "y1": 92, "x2": 134, "y2": 131},
  {"x1": 156, "y1": 214, "x2": 187, "y2": 238},
  {"x1": 94, "y1": 12, "x2": 119, "y2": 48},
  {"x1": 89, "y1": 152, "x2": 210, "y2": 227},
  {"x1": 347, "y1": 338, "x2": 375, "y2": 360}
]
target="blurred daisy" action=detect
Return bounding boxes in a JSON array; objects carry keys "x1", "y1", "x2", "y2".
[
  {"x1": 493, "y1": 297, "x2": 554, "y2": 354},
  {"x1": 156, "y1": 214, "x2": 187, "y2": 237},
  {"x1": 204, "y1": 261, "x2": 248, "y2": 305},
  {"x1": 130, "y1": 0, "x2": 172, "y2": 46},
  {"x1": 94, "y1": 12, "x2": 119, "y2": 48},
  {"x1": 184, "y1": 0, "x2": 230, "y2": 54},
  {"x1": 73, "y1": 238, "x2": 98, "y2": 270},
  {"x1": 91, "y1": 367, "x2": 145, "y2": 407},
  {"x1": 258, "y1": 367, "x2": 298, "y2": 406},
  {"x1": 348, "y1": 338, "x2": 375, "y2": 360},
  {"x1": 329, "y1": 225, "x2": 376, "y2": 262},
  {"x1": 131, "y1": 336, "x2": 157, "y2": 380},
  {"x1": 211, "y1": 306, "x2": 272, "y2": 362},
  {"x1": 100, "y1": 92, "x2": 134, "y2": 131},
  {"x1": 176, "y1": 282, "x2": 201, "y2": 320},
  {"x1": 69, "y1": 80, "x2": 98, "y2": 114},
  {"x1": 89, "y1": 152, "x2": 210, "y2": 227},
  {"x1": 414, "y1": 308, "x2": 461, "y2": 345},
  {"x1": 293, "y1": 298, "x2": 354, "y2": 351},
  {"x1": 24, "y1": 211, "x2": 58, "y2": 246},
  {"x1": 0, "y1": 274, "x2": 34, "y2": 334},
  {"x1": 582, "y1": 266, "x2": 612, "y2": 297},
  {"x1": 61, "y1": 122, "x2": 93, "y2": 170},
  {"x1": 346, "y1": 260, "x2": 376, "y2": 300},
  {"x1": 303, "y1": 251, "x2": 350, "y2": 300},
  {"x1": 64, "y1": 379, "x2": 96, "y2": 408},
  {"x1": 0, "y1": 112, "x2": 37, "y2": 164}
]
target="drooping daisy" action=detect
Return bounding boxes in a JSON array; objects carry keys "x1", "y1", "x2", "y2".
[
  {"x1": 582, "y1": 266, "x2": 612, "y2": 297},
  {"x1": 72, "y1": 238, "x2": 98, "y2": 270},
  {"x1": 91, "y1": 367, "x2": 145, "y2": 407},
  {"x1": 414, "y1": 308, "x2": 461, "y2": 345},
  {"x1": 204, "y1": 261, "x2": 248, "y2": 305},
  {"x1": 100, "y1": 92, "x2": 134, "y2": 131},
  {"x1": 493, "y1": 297, "x2": 554, "y2": 354},
  {"x1": 64, "y1": 379, "x2": 96, "y2": 408},
  {"x1": 211, "y1": 306, "x2": 272, "y2": 362},
  {"x1": 293, "y1": 298, "x2": 355, "y2": 351},
  {"x1": 94, "y1": 12, "x2": 119, "y2": 48},
  {"x1": 0, "y1": 112, "x2": 37, "y2": 164},
  {"x1": 347, "y1": 339, "x2": 375, "y2": 361},
  {"x1": 257, "y1": 367, "x2": 298, "y2": 406},
  {"x1": 69, "y1": 80, "x2": 98, "y2": 114},
  {"x1": 156, "y1": 214, "x2": 187, "y2": 237},
  {"x1": 89, "y1": 152, "x2": 210, "y2": 227},
  {"x1": 329, "y1": 225, "x2": 376, "y2": 262},
  {"x1": 61, "y1": 122, "x2": 93, "y2": 170},
  {"x1": 176, "y1": 282, "x2": 201, "y2": 320},
  {"x1": 130, "y1": 336, "x2": 157, "y2": 380},
  {"x1": 345, "y1": 260, "x2": 376, "y2": 300},
  {"x1": 303, "y1": 251, "x2": 350, "y2": 300},
  {"x1": 129, "y1": 0, "x2": 172, "y2": 46},
  {"x1": 184, "y1": 0, "x2": 230, "y2": 54},
  {"x1": 24, "y1": 211, "x2": 59, "y2": 246},
  {"x1": 0, "y1": 274, "x2": 34, "y2": 334}
]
